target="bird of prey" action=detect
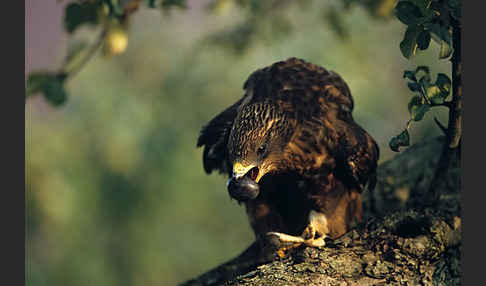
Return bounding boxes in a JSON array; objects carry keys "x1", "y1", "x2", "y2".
[{"x1": 197, "y1": 57, "x2": 379, "y2": 253}]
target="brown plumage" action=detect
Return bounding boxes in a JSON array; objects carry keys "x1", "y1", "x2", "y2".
[{"x1": 197, "y1": 57, "x2": 379, "y2": 251}]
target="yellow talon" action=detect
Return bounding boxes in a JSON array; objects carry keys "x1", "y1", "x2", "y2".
[{"x1": 277, "y1": 249, "x2": 286, "y2": 259}]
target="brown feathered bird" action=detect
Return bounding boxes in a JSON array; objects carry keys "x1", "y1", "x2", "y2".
[{"x1": 197, "y1": 58, "x2": 379, "y2": 251}]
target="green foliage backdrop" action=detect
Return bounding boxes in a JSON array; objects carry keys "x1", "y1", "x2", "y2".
[{"x1": 26, "y1": 1, "x2": 455, "y2": 285}]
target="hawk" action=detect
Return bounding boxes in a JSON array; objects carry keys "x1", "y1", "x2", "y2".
[{"x1": 197, "y1": 58, "x2": 379, "y2": 252}]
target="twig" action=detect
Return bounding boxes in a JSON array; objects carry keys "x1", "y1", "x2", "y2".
[
  {"x1": 64, "y1": 28, "x2": 107, "y2": 81},
  {"x1": 430, "y1": 101, "x2": 452, "y2": 108},
  {"x1": 434, "y1": 117, "x2": 448, "y2": 136}
]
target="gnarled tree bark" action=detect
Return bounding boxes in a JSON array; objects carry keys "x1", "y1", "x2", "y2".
[{"x1": 181, "y1": 136, "x2": 461, "y2": 286}]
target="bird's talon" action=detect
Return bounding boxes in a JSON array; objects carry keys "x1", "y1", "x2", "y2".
[{"x1": 304, "y1": 236, "x2": 326, "y2": 248}]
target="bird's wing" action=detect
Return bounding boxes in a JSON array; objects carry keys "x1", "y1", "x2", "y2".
[
  {"x1": 197, "y1": 98, "x2": 244, "y2": 175},
  {"x1": 334, "y1": 123, "x2": 380, "y2": 193},
  {"x1": 285, "y1": 70, "x2": 379, "y2": 193}
]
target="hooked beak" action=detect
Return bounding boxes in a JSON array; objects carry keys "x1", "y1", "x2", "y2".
[
  {"x1": 226, "y1": 162, "x2": 264, "y2": 202},
  {"x1": 232, "y1": 162, "x2": 265, "y2": 183}
]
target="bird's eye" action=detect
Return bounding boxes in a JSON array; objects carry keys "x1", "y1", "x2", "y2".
[{"x1": 257, "y1": 144, "x2": 267, "y2": 155}]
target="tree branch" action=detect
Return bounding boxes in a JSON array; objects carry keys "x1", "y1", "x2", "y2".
[
  {"x1": 425, "y1": 17, "x2": 462, "y2": 204},
  {"x1": 447, "y1": 19, "x2": 462, "y2": 149},
  {"x1": 180, "y1": 136, "x2": 462, "y2": 286},
  {"x1": 64, "y1": 28, "x2": 107, "y2": 81}
]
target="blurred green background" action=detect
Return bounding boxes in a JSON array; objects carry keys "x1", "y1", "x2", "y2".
[{"x1": 26, "y1": 1, "x2": 451, "y2": 285}]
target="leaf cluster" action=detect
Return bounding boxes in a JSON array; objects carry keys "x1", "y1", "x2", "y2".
[
  {"x1": 64, "y1": 0, "x2": 187, "y2": 34},
  {"x1": 27, "y1": 0, "x2": 188, "y2": 106},
  {"x1": 389, "y1": 0, "x2": 460, "y2": 152},
  {"x1": 389, "y1": 67, "x2": 451, "y2": 152},
  {"x1": 396, "y1": 0, "x2": 461, "y2": 59}
]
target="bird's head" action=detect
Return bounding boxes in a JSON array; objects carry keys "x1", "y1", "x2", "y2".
[{"x1": 226, "y1": 103, "x2": 292, "y2": 202}]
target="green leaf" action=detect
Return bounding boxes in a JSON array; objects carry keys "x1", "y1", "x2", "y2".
[
  {"x1": 43, "y1": 77, "x2": 69, "y2": 106},
  {"x1": 407, "y1": 82, "x2": 421, "y2": 92},
  {"x1": 411, "y1": 103, "x2": 430, "y2": 121},
  {"x1": 395, "y1": 1, "x2": 423, "y2": 25},
  {"x1": 429, "y1": 23, "x2": 442, "y2": 41},
  {"x1": 408, "y1": 95, "x2": 429, "y2": 121},
  {"x1": 419, "y1": 76, "x2": 431, "y2": 89},
  {"x1": 415, "y1": 66, "x2": 429, "y2": 75},
  {"x1": 429, "y1": 23, "x2": 452, "y2": 45},
  {"x1": 426, "y1": 73, "x2": 451, "y2": 104},
  {"x1": 439, "y1": 40, "x2": 453, "y2": 59},
  {"x1": 64, "y1": 2, "x2": 100, "y2": 34},
  {"x1": 26, "y1": 72, "x2": 68, "y2": 106},
  {"x1": 435, "y1": 73, "x2": 452, "y2": 93},
  {"x1": 415, "y1": 66, "x2": 430, "y2": 82},
  {"x1": 429, "y1": 23, "x2": 454, "y2": 59},
  {"x1": 400, "y1": 25, "x2": 422, "y2": 59},
  {"x1": 403, "y1": 70, "x2": 416, "y2": 81},
  {"x1": 389, "y1": 129, "x2": 410, "y2": 152},
  {"x1": 429, "y1": 24, "x2": 442, "y2": 45},
  {"x1": 26, "y1": 73, "x2": 54, "y2": 97},
  {"x1": 417, "y1": 30, "x2": 431, "y2": 50},
  {"x1": 408, "y1": 95, "x2": 422, "y2": 113},
  {"x1": 430, "y1": 96, "x2": 444, "y2": 105},
  {"x1": 426, "y1": 85, "x2": 441, "y2": 98},
  {"x1": 426, "y1": 86, "x2": 444, "y2": 104}
]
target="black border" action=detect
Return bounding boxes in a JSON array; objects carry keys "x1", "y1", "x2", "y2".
[
  {"x1": 461, "y1": 1, "x2": 481, "y2": 285},
  {"x1": 4, "y1": 0, "x2": 25, "y2": 285}
]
